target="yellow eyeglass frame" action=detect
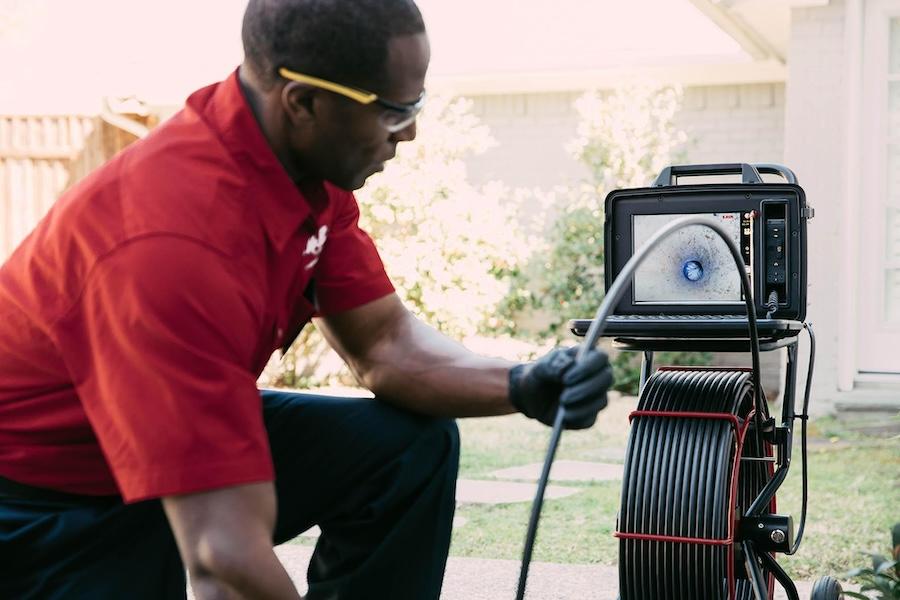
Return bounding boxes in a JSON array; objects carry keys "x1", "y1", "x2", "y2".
[
  {"x1": 278, "y1": 67, "x2": 378, "y2": 105},
  {"x1": 277, "y1": 67, "x2": 425, "y2": 133}
]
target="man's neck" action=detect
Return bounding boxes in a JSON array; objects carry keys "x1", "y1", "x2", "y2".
[{"x1": 237, "y1": 65, "x2": 309, "y2": 184}]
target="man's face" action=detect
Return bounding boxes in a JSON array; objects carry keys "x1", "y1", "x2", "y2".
[{"x1": 296, "y1": 32, "x2": 430, "y2": 191}]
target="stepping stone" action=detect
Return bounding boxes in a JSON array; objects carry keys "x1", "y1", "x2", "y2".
[
  {"x1": 298, "y1": 517, "x2": 468, "y2": 540},
  {"x1": 455, "y1": 479, "x2": 579, "y2": 504},
  {"x1": 299, "y1": 525, "x2": 321, "y2": 538},
  {"x1": 490, "y1": 460, "x2": 624, "y2": 483}
]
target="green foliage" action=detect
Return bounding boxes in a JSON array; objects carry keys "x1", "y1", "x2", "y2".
[
  {"x1": 355, "y1": 96, "x2": 521, "y2": 339},
  {"x1": 610, "y1": 350, "x2": 715, "y2": 394},
  {"x1": 493, "y1": 186, "x2": 604, "y2": 337},
  {"x1": 259, "y1": 325, "x2": 336, "y2": 389},
  {"x1": 842, "y1": 524, "x2": 900, "y2": 599},
  {"x1": 568, "y1": 86, "x2": 688, "y2": 190},
  {"x1": 493, "y1": 85, "x2": 709, "y2": 393}
]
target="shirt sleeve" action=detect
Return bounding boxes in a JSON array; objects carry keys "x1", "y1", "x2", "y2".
[
  {"x1": 53, "y1": 236, "x2": 274, "y2": 503},
  {"x1": 313, "y1": 190, "x2": 395, "y2": 315}
]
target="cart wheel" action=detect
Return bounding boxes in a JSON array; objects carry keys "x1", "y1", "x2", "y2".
[{"x1": 810, "y1": 576, "x2": 843, "y2": 600}]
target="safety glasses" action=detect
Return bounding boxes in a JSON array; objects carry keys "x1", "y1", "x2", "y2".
[{"x1": 278, "y1": 67, "x2": 425, "y2": 133}]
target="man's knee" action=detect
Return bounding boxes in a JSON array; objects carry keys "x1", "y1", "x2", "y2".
[
  {"x1": 418, "y1": 417, "x2": 460, "y2": 465},
  {"x1": 391, "y1": 416, "x2": 460, "y2": 491}
]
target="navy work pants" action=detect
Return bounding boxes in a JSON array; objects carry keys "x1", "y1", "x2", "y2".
[{"x1": 0, "y1": 390, "x2": 461, "y2": 599}]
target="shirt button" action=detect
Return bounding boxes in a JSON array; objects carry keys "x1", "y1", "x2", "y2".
[{"x1": 277, "y1": 327, "x2": 284, "y2": 339}]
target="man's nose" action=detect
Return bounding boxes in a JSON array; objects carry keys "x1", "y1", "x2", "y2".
[{"x1": 390, "y1": 120, "x2": 417, "y2": 143}]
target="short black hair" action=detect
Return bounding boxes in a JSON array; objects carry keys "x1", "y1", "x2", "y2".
[{"x1": 242, "y1": 0, "x2": 425, "y2": 92}]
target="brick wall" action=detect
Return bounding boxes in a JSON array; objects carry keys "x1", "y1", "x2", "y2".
[
  {"x1": 465, "y1": 91, "x2": 585, "y2": 188},
  {"x1": 463, "y1": 82, "x2": 786, "y2": 188},
  {"x1": 677, "y1": 84, "x2": 785, "y2": 166}
]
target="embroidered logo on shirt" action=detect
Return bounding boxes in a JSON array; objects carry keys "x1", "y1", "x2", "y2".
[{"x1": 302, "y1": 225, "x2": 328, "y2": 270}]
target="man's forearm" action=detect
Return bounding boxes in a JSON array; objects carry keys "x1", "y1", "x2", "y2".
[
  {"x1": 350, "y1": 312, "x2": 517, "y2": 417},
  {"x1": 188, "y1": 543, "x2": 301, "y2": 600}
]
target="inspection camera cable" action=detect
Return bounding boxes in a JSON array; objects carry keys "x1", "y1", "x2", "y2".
[{"x1": 515, "y1": 216, "x2": 765, "y2": 600}]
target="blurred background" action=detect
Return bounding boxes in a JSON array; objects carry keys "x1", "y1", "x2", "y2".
[{"x1": 1, "y1": 0, "x2": 897, "y2": 588}]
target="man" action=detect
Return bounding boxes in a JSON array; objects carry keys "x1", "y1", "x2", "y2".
[{"x1": 0, "y1": 0, "x2": 612, "y2": 598}]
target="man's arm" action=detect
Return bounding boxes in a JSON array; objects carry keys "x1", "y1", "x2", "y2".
[
  {"x1": 162, "y1": 482, "x2": 301, "y2": 600},
  {"x1": 316, "y1": 293, "x2": 516, "y2": 417}
]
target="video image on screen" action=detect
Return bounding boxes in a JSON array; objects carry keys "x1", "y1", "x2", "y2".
[{"x1": 632, "y1": 212, "x2": 747, "y2": 304}]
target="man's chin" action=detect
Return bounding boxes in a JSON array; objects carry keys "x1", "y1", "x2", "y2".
[
  {"x1": 336, "y1": 166, "x2": 383, "y2": 191},
  {"x1": 323, "y1": 175, "x2": 365, "y2": 192}
]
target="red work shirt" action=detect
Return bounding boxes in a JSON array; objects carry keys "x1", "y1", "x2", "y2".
[{"x1": 0, "y1": 70, "x2": 394, "y2": 502}]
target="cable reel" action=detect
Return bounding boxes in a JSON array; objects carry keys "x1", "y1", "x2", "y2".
[{"x1": 618, "y1": 367, "x2": 774, "y2": 600}]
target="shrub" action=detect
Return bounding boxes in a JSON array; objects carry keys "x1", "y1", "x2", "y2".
[
  {"x1": 842, "y1": 523, "x2": 900, "y2": 599},
  {"x1": 493, "y1": 85, "x2": 709, "y2": 393}
]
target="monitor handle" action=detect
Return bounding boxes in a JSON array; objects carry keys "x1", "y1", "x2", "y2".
[
  {"x1": 752, "y1": 163, "x2": 798, "y2": 184},
  {"x1": 653, "y1": 163, "x2": 762, "y2": 187},
  {"x1": 652, "y1": 163, "x2": 798, "y2": 186}
]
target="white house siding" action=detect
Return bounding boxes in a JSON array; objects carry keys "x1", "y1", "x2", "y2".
[
  {"x1": 784, "y1": 0, "x2": 848, "y2": 406},
  {"x1": 463, "y1": 83, "x2": 785, "y2": 188}
]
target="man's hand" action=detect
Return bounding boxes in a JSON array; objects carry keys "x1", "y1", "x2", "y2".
[{"x1": 508, "y1": 346, "x2": 613, "y2": 429}]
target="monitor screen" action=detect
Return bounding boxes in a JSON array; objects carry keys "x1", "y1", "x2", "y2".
[{"x1": 631, "y1": 212, "x2": 751, "y2": 304}]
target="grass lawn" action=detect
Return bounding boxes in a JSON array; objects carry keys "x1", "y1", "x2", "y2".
[{"x1": 449, "y1": 394, "x2": 900, "y2": 582}]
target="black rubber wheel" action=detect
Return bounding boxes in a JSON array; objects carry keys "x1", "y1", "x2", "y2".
[{"x1": 810, "y1": 576, "x2": 843, "y2": 600}]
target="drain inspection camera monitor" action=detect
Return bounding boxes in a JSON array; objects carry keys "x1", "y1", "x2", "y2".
[{"x1": 604, "y1": 164, "x2": 812, "y2": 322}]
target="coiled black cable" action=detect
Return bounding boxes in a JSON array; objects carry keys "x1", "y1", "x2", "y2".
[
  {"x1": 515, "y1": 217, "x2": 763, "y2": 600},
  {"x1": 619, "y1": 368, "x2": 762, "y2": 599}
]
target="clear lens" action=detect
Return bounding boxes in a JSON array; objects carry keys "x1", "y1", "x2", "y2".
[{"x1": 379, "y1": 109, "x2": 420, "y2": 133}]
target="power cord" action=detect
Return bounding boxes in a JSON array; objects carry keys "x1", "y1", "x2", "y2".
[{"x1": 788, "y1": 322, "x2": 815, "y2": 555}]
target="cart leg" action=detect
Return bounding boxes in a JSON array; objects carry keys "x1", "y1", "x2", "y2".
[
  {"x1": 639, "y1": 351, "x2": 654, "y2": 395},
  {"x1": 742, "y1": 541, "x2": 770, "y2": 600},
  {"x1": 758, "y1": 549, "x2": 800, "y2": 600}
]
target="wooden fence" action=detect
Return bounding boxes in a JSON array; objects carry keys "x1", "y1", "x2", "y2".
[{"x1": 0, "y1": 110, "x2": 153, "y2": 259}]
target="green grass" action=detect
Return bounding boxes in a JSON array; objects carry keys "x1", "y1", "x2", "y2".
[
  {"x1": 449, "y1": 395, "x2": 900, "y2": 582},
  {"x1": 449, "y1": 393, "x2": 633, "y2": 565},
  {"x1": 287, "y1": 393, "x2": 897, "y2": 582}
]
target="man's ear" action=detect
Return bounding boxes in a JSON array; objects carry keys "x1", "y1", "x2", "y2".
[{"x1": 281, "y1": 82, "x2": 317, "y2": 127}]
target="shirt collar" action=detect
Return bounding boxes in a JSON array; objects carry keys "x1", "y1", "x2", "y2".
[{"x1": 190, "y1": 68, "x2": 326, "y2": 252}]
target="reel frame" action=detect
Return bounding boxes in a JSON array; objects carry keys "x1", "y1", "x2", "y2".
[{"x1": 610, "y1": 337, "x2": 809, "y2": 600}]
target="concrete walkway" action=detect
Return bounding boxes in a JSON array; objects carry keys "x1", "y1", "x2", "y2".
[
  {"x1": 271, "y1": 544, "x2": 819, "y2": 599},
  {"x1": 456, "y1": 478, "x2": 581, "y2": 503},
  {"x1": 490, "y1": 460, "x2": 624, "y2": 483}
]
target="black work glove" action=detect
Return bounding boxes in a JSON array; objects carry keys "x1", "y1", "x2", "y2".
[{"x1": 508, "y1": 346, "x2": 613, "y2": 430}]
